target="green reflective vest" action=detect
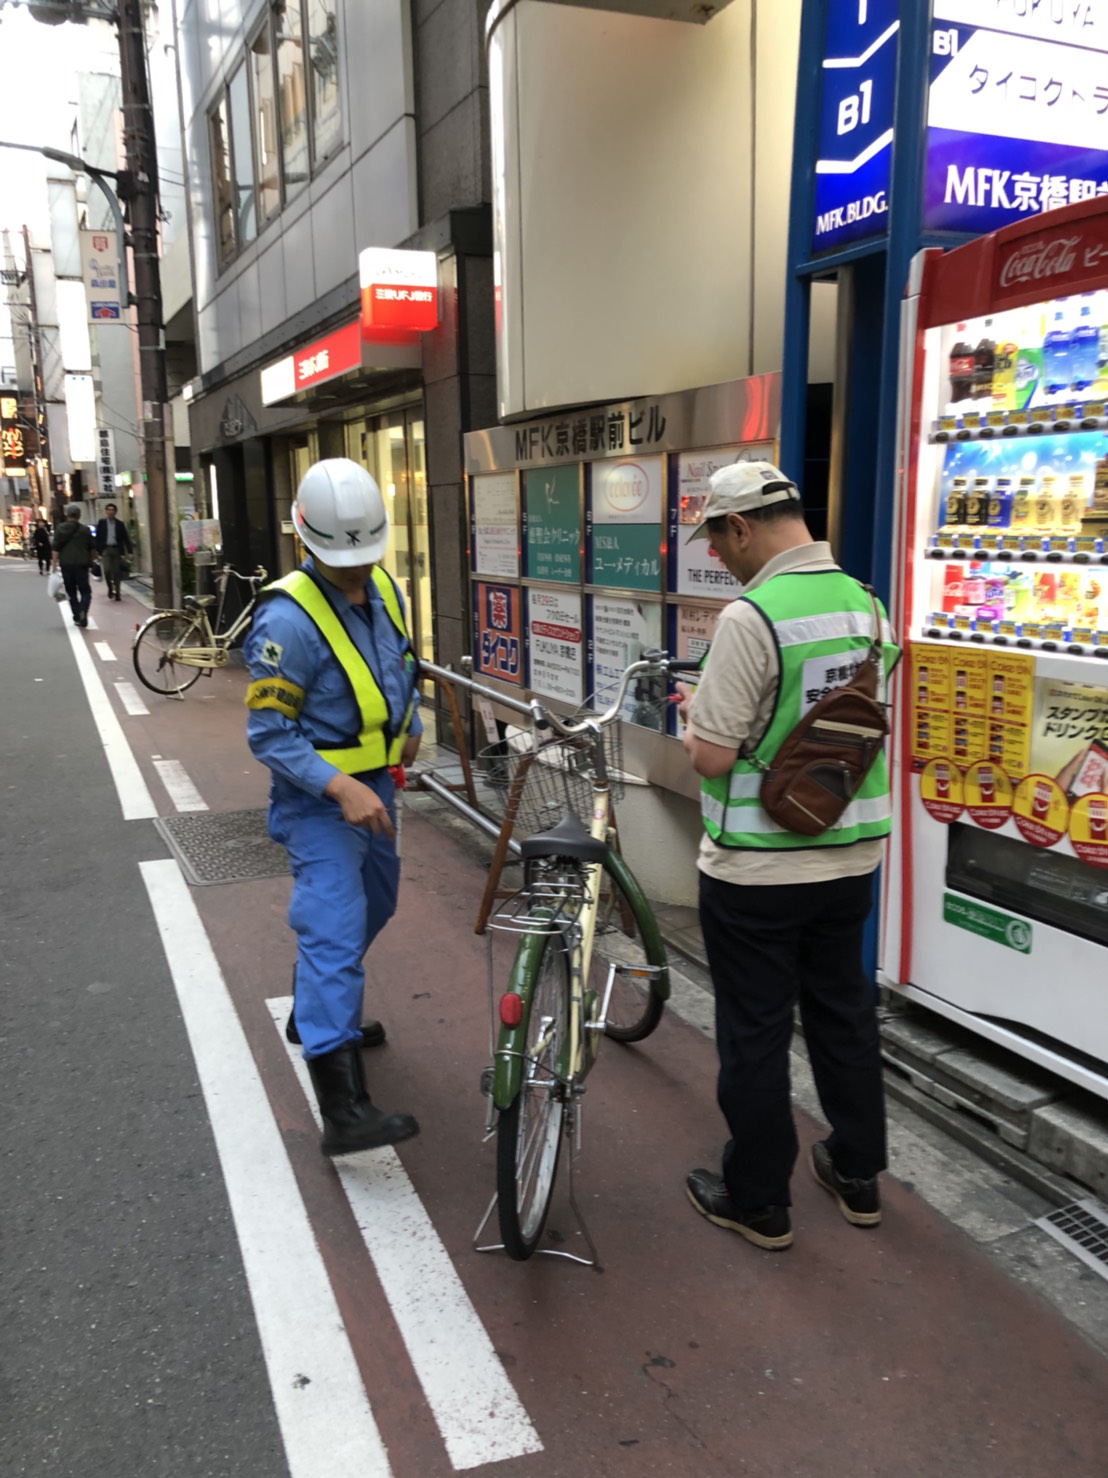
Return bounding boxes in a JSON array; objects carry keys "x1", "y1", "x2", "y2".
[
  {"x1": 262, "y1": 566, "x2": 415, "y2": 773},
  {"x1": 700, "y1": 571, "x2": 899, "y2": 850}
]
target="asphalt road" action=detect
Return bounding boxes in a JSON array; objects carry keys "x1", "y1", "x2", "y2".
[{"x1": 4, "y1": 555, "x2": 1108, "y2": 1478}]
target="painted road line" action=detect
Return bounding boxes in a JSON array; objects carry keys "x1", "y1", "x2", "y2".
[
  {"x1": 267, "y1": 996, "x2": 543, "y2": 1471},
  {"x1": 153, "y1": 758, "x2": 208, "y2": 812},
  {"x1": 85, "y1": 615, "x2": 99, "y2": 630},
  {"x1": 94, "y1": 641, "x2": 116, "y2": 662},
  {"x1": 142, "y1": 862, "x2": 393, "y2": 1478},
  {"x1": 58, "y1": 604, "x2": 156, "y2": 821},
  {"x1": 114, "y1": 681, "x2": 150, "y2": 717}
]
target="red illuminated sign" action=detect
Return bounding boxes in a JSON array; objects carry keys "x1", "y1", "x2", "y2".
[
  {"x1": 293, "y1": 321, "x2": 361, "y2": 391},
  {"x1": 359, "y1": 248, "x2": 438, "y2": 337}
]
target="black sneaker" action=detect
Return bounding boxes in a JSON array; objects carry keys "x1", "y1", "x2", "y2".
[
  {"x1": 810, "y1": 1140, "x2": 881, "y2": 1226},
  {"x1": 685, "y1": 1169, "x2": 792, "y2": 1249}
]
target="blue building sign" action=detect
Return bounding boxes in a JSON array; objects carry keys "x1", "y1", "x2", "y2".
[
  {"x1": 811, "y1": 0, "x2": 900, "y2": 255},
  {"x1": 924, "y1": 2, "x2": 1108, "y2": 235}
]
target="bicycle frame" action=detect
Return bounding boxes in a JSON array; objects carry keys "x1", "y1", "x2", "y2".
[{"x1": 164, "y1": 567, "x2": 264, "y2": 668}]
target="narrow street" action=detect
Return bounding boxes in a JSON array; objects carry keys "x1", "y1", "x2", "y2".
[{"x1": 5, "y1": 556, "x2": 1108, "y2": 1478}]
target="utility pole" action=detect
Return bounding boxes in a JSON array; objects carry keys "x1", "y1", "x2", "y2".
[
  {"x1": 2, "y1": 0, "x2": 175, "y2": 606},
  {"x1": 114, "y1": 0, "x2": 172, "y2": 608},
  {"x1": 20, "y1": 223, "x2": 54, "y2": 519}
]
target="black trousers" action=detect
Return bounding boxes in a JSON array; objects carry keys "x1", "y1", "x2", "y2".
[
  {"x1": 699, "y1": 868, "x2": 886, "y2": 1208},
  {"x1": 61, "y1": 564, "x2": 92, "y2": 623}
]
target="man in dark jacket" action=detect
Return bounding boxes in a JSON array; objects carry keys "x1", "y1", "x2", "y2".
[
  {"x1": 95, "y1": 502, "x2": 134, "y2": 601},
  {"x1": 53, "y1": 503, "x2": 96, "y2": 627},
  {"x1": 31, "y1": 521, "x2": 52, "y2": 575}
]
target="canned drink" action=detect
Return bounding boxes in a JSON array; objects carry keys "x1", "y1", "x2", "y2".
[
  {"x1": 1032, "y1": 779, "x2": 1052, "y2": 818},
  {"x1": 934, "y1": 761, "x2": 951, "y2": 799},
  {"x1": 976, "y1": 765, "x2": 996, "y2": 803},
  {"x1": 1089, "y1": 796, "x2": 1107, "y2": 840}
]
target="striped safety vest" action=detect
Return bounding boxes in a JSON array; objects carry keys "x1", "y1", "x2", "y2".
[
  {"x1": 259, "y1": 566, "x2": 416, "y2": 773},
  {"x1": 700, "y1": 571, "x2": 899, "y2": 850}
]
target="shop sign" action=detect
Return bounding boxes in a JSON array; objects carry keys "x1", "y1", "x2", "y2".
[
  {"x1": 260, "y1": 321, "x2": 361, "y2": 405},
  {"x1": 523, "y1": 466, "x2": 580, "y2": 584},
  {"x1": 992, "y1": 213, "x2": 1108, "y2": 306},
  {"x1": 473, "y1": 581, "x2": 522, "y2": 685},
  {"x1": 80, "y1": 228, "x2": 123, "y2": 321},
  {"x1": 943, "y1": 893, "x2": 1033, "y2": 954},
  {"x1": 527, "y1": 587, "x2": 583, "y2": 704},
  {"x1": 359, "y1": 248, "x2": 438, "y2": 336},
  {"x1": 1, "y1": 394, "x2": 27, "y2": 473},
  {"x1": 471, "y1": 472, "x2": 518, "y2": 578},
  {"x1": 811, "y1": 0, "x2": 899, "y2": 255},
  {"x1": 96, "y1": 427, "x2": 116, "y2": 499},
  {"x1": 588, "y1": 457, "x2": 663, "y2": 594},
  {"x1": 925, "y1": 2, "x2": 1108, "y2": 236},
  {"x1": 588, "y1": 595, "x2": 663, "y2": 725}
]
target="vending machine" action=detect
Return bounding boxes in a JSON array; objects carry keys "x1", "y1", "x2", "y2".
[{"x1": 882, "y1": 196, "x2": 1108, "y2": 1096}]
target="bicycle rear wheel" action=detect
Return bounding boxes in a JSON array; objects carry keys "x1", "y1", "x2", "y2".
[
  {"x1": 496, "y1": 934, "x2": 570, "y2": 1260},
  {"x1": 133, "y1": 611, "x2": 206, "y2": 695},
  {"x1": 592, "y1": 855, "x2": 668, "y2": 1044}
]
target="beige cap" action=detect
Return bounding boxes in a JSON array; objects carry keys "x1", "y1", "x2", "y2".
[{"x1": 685, "y1": 461, "x2": 800, "y2": 542}]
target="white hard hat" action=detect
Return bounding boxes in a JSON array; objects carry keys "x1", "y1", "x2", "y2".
[{"x1": 292, "y1": 458, "x2": 389, "y2": 567}]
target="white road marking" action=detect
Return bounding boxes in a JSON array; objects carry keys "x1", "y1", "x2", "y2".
[
  {"x1": 153, "y1": 757, "x2": 208, "y2": 812},
  {"x1": 58, "y1": 604, "x2": 157, "y2": 820},
  {"x1": 85, "y1": 615, "x2": 99, "y2": 630},
  {"x1": 141, "y1": 863, "x2": 393, "y2": 1478},
  {"x1": 114, "y1": 681, "x2": 150, "y2": 716},
  {"x1": 94, "y1": 641, "x2": 116, "y2": 662},
  {"x1": 267, "y1": 997, "x2": 543, "y2": 1471}
]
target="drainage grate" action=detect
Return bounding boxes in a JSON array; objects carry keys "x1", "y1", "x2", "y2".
[
  {"x1": 1036, "y1": 1199, "x2": 1108, "y2": 1282},
  {"x1": 154, "y1": 808, "x2": 289, "y2": 886}
]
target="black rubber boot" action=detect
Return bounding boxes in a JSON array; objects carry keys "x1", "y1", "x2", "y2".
[{"x1": 306, "y1": 1042, "x2": 419, "y2": 1156}]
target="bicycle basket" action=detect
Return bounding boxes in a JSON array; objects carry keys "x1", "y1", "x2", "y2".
[{"x1": 476, "y1": 714, "x2": 624, "y2": 835}]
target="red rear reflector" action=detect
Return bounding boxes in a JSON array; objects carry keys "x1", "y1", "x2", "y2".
[{"x1": 499, "y1": 993, "x2": 523, "y2": 1027}]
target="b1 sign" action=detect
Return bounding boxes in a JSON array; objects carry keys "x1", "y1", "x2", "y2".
[
  {"x1": 359, "y1": 248, "x2": 438, "y2": 336},
  {"x1": 924, "y1": 2, "x2": 1108, "y2": 236},
  {"x1": 811, "y1": 0, "x2": 899, "y2": 255}
]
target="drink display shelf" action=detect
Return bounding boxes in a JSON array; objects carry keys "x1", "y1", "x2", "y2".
[
  {"x1": 930, "y1": 410, "x2": 1108, "y2": 444},
  {"x1": 919, "y1": 620, "x2": 1108, "y2": 657},
  {"x1": 925, "y1": 533, "x2": 1108, "y2": 564}
]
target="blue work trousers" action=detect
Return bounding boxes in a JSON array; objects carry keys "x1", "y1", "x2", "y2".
[{"x1": 269, "y1": 771, "x2": 399, "y2": 1058}]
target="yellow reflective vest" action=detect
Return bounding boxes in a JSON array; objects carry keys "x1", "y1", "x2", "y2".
[{"x1": 259, "y1": 566, "x2": 415, "y2": 773}]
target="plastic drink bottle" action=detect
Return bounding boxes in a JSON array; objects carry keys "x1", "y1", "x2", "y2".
[
  {"x1": 1071, "y1": 299, "x2": 1100, "y2": 391},
  {"x1": 964, "y1": 478, "x2": 990, "y2": 526},
  {"x1": 972, "y1": 320, "x2": 996, "y2": 400},
  {"x1": 1060, "y1": 475, "x2": 1086, "y2": 533},
  {"x1": 944, "y1": 477, "x2": 968, "y2": 528},
  {"x1": 987, "y1": 478, "x2": 1013, "y2": 528},
  {"x1": 1094, "y1": 455, "x2": 1108, "y2": 513},
  {"x1": 1010, "y1": 477, "x2": 1035, "y2": 532},
  {"x1": 1035, "y1": 472, "x2": 1059, "y2": 532},
  {"x1": 1043, "y1": 307, "x2": 1072, "y2": 395},
  {"x1": 949, "y1": 325, "x2": 975, "y2": 402}
]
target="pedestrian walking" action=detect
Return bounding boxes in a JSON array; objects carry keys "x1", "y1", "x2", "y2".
[
  {"x1": 677, "y1": 462, "x2": 899, "y2": 1250},
  {"x1": 244, "y1": 458, "x2": 422, "y2": 1158},
  {"x1": 94, "y1": 502, "x2": 134, "y2": 600},
  {"x1": 52, "y1": 504, "x2": 95, "y2": 628},
  {"x1": 32, "y1": 521, "x2": 52, "y2": 575}
]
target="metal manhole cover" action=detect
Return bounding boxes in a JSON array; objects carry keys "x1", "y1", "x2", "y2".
[
  {"x1": 154, "y1": 809, "x2": 289, "y2": 886},
  {"x1": 1036, "y1": 1199, "x2": 1108, "y2": 1282}
]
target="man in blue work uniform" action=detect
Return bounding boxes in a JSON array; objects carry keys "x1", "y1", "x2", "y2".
[{"x1": 245, "y1": 458, "x2": 421, "y2": 1156}]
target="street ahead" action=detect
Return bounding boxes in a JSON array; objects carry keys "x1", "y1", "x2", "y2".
[{"x1": 4, "y1": 555, "x2": 1108, "y2": 1478}]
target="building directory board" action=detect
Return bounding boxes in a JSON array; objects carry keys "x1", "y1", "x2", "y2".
[
  {"x1": 523, "y1": 465, "x2": 580, "y2": 583},
  {"x1": 669, "y1": 445, "x2": 771, "y2": 598},
  {"x1": 526, "y1": 586, "x2": 583, "y2": 705},
  {"x1": 473, "y1": 581, "x2": 523, "y2": 685},
  {"x1": 471, "y1": 471, "x2": 519, "y2": 578},
  {"x1": 588, "y1": 456, "x2": 664, "y2": 593},
  {"x1": 588, "y1": 595, "x2": 664, "y2": 725},
  {"x1": 811, "y1": 0, "x2": 900, "y2": 255},
  {"x1": 925, "y1": 1, "x2": 1108, "y2": 235}
]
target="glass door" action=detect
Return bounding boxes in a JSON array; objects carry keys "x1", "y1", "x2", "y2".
[{"x1": 346, "y1": 408, "x2": 434, "y2": 666}]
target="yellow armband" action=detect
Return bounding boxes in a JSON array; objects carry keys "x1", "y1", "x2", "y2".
[{"x1": 245, "y1": 676, "x2": 305, "y2": 718}]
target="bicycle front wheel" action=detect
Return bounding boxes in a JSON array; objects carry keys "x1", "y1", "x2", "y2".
[
  {"x1": 496, "y1": 934, "x2": 570, "y2": 1260},
  {"x1": 593, "y1": 855, "x2": 668, "y2": 1044},
  {"x1": 133, "y1": 612, "x2": 206, "y2": 695}
]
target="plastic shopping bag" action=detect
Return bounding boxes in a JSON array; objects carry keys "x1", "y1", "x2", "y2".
[{"x1": 47, "y1": 570, "x2": 66, "y2": 602}]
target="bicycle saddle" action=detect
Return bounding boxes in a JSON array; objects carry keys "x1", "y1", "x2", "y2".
[
  {"x1": 184, "y1": 594, "x2": 216, "y2": 608},
  {"x1": 520, "y1": 813, "x2": 608, "y2": 864}
]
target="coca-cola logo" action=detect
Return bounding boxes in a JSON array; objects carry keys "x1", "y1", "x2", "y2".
[{"x1": 999, "y1": 235, "x2": 1080, "y2": 288}]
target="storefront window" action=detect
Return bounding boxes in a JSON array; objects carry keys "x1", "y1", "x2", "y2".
[
  {"x1": 275, "y1": 0, "x2": 308, "y2": 196},
  {"x1": 250, "y1": 24, "x2": 280, "y2": 223},
  {"x1": 209, "y1": 95, "x2": 235, "y2": 263},
  {"x1": 228, "y1": 64, "x2": 256, "y2": 247},
  {"x1": 305, "y1": 0, "x2": 341, "y2": 163}
]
